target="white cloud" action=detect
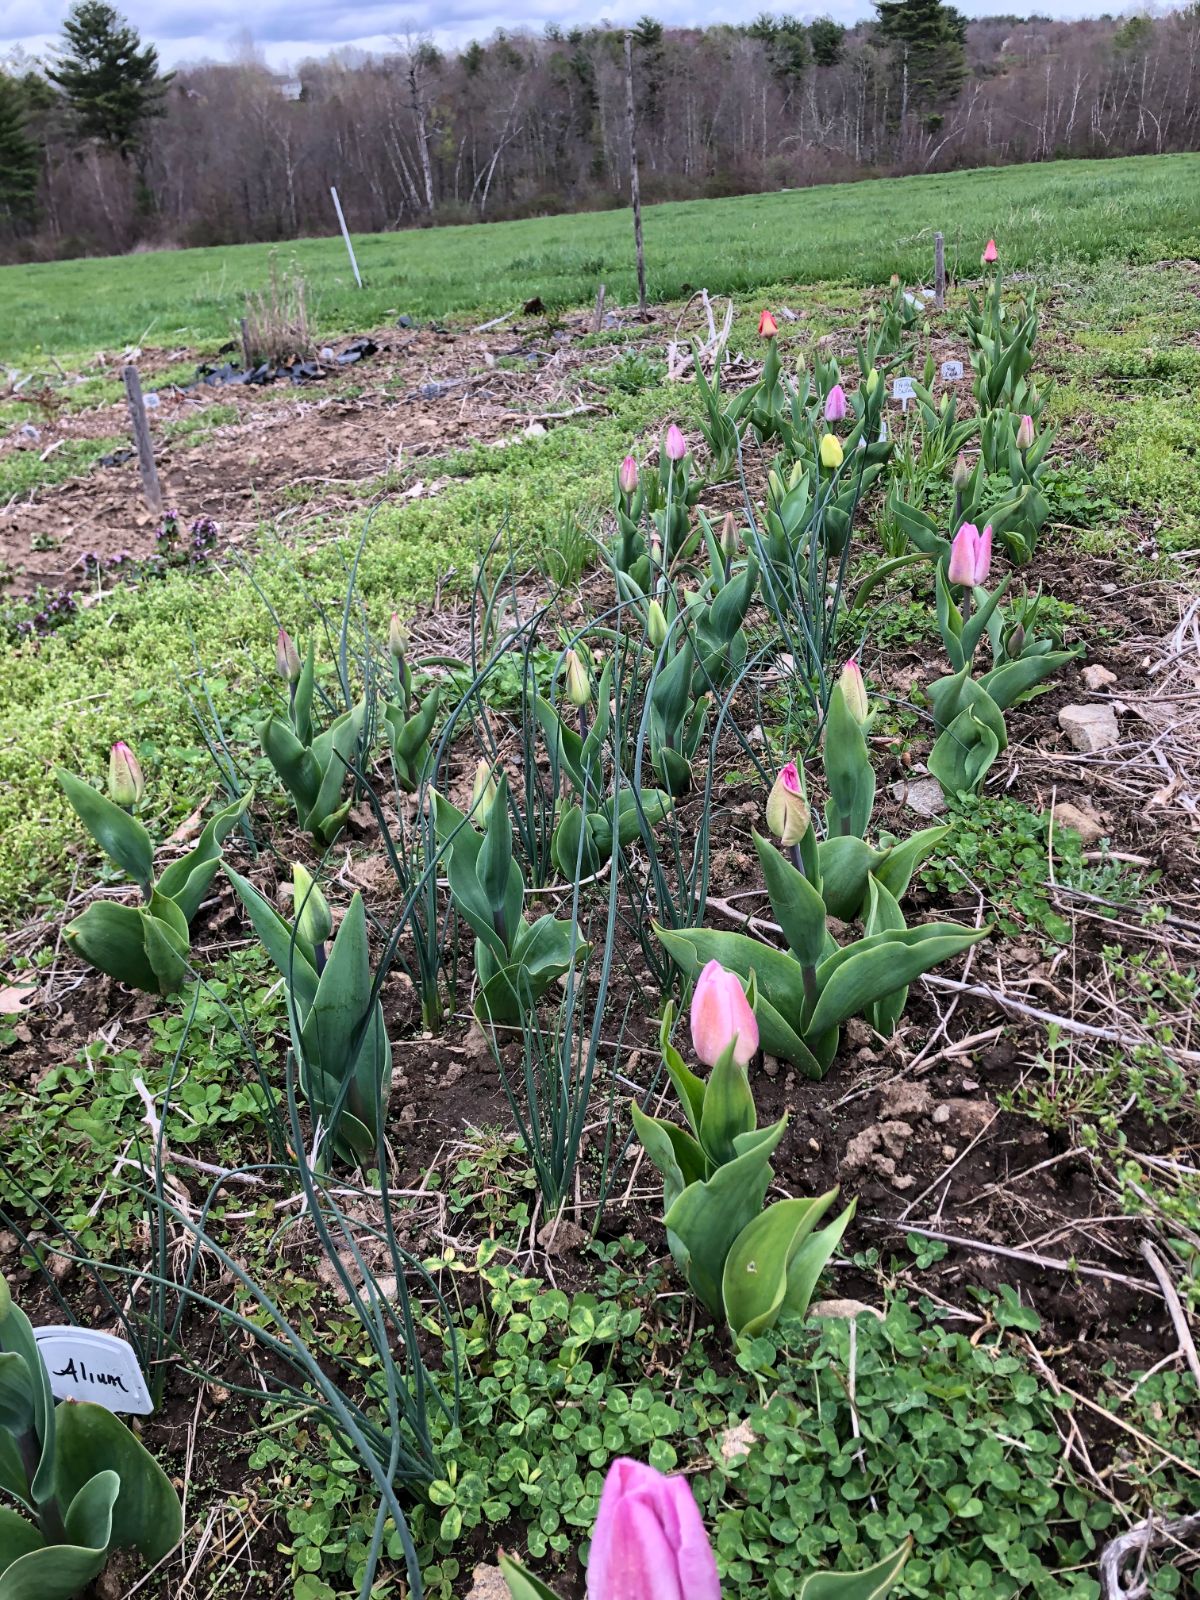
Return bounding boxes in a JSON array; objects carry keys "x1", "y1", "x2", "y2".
[{"x1": 3, "y1": 0, "x2": 1187, "y2": 72}]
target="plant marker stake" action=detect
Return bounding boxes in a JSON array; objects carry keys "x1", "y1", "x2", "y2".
[
  {"x1": 330, "y1": 186, "x2": 363, "y2": 289},
  {"x1": 624, "y1": 31, "x2": 648, "y2": 316},
  {"x1": 121, "y1": 363, "x2": 162, "y2": 514},
  {"x1": 592, "y1": 281, "x2": 607, "y2": 333},
  {"x1": 934, "y1": 231, "x2": 945, "y2": 309}
]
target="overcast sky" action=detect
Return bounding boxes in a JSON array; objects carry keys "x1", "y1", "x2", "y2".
[{"x1": 1, "y1": 0, "x2": 1160, "y2": 72}]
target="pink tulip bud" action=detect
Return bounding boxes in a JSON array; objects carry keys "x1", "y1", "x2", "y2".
[
  {"x1": 758, "y1": 308, "x2": 778, "y2": 338},
  {"x1": 275, "y1": 627, "x2": 302, "y2": 685},
  {"x1": 108, "y1": 741, "x2": 144, "y2": 808},
  {"x1": 982, "y1": 238, "x2": 998, "y2": 264},
  {"x1": 824, "y1": 384, "x2": 847, "y2": 423},
  {"x1": 765, "y1": 761, "x2": 810, "y2": 847},
  {"x1": 619, "y1": 454, "x2": 639, "y2": 496},
  {"x1": 664, "y1": 424, "x2": 686, "y2": 463},
  {"x1": 588, "y1": 1458, "x2": 721, "y2": 1600},
  {"x1": 948, "y1": 522, "x2": 991, "y2": 588},
  {"x1": 839, "y1": 657, "x2": 869, "y2": 724},
  {"x1": 690, "y1": 959, "x2": 758, "y2": 1069},
  {"x1": 719, "y1": 511, "x2": 739, "y2": 558},
  {"x1": 1015, "y1": 413, "x2": 1035, "y2": 451}
]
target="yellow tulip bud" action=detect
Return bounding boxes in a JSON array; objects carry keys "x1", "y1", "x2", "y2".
[
  {"x1": 819, "y1": 432, "x2": 844, "y2": 471},
  {"x1": 564, "y1": 648, "x2": 592, "y2": 708}
]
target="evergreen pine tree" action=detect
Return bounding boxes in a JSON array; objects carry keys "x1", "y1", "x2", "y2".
[
  {"x1": 47, "y1": 1, "x2": 171, "y2": 159},
  {"x1": 874, "y1": 0, "x2": 967, "y2": 114},
  {"x1": 0, "y1": 74, "x2": 39, "y2": 228},
  {"x1": 809, "y1": 16, "x2": 847, "y2": 66}
]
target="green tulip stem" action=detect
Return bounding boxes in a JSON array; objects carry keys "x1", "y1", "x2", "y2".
[
  {"x1": 313, "y1": 941, "x2": 327, "y2": 976},
  {"x1": 802, "y1": 962, "x2": 819, "y2": 1009},
  {"x1": 577, "y1": 704, "x2": 591, "y2": 743},
  {"x1": 789, "y1": 843, "x2": 806, "y2": 878},
  {"x1": 959, "y1": 589, "x2": 974, "y2": 626}
]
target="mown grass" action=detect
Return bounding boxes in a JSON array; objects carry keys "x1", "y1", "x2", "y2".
[{"x1": 2, "y1": 155, "x2": 1199, "y2": 365}]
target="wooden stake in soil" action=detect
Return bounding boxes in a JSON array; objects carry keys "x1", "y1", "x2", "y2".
[
  {"x1": 121, "y1": 364, "x2": 162, "y2": 515},
  {"x1": 330, "y1": 186, "x2": 364, "y2": 289},
  {"x1": 591, "y1": 282, "x2": 607, "y2": 334},
  {"x1": 623, "y1": 32, "x2": 648, "y2": 316},
  {"x1": 934, "y1": 231, "x2": 946, "y2": 308}
]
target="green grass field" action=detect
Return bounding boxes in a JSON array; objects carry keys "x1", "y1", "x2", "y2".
[{"x1": 3, "y1": 154, "x2": 1200, "y2": 363}]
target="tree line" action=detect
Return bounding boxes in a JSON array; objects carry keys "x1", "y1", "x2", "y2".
[{"x1": 1, "y1": 0, "x2": 1198, "y2": 260}]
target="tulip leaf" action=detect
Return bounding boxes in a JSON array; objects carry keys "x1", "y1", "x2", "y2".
[
  {"x1": 822, "y1": 683, "x2": 874, "y2": 839},
  {"x1": 780, "y1": 1198, "x2": 856, "y2": 1324},
  {"x1": 155, "y1": 790, "x2": 254, "y2": 923},
  {"x1": 722, "y1": 1192, "x2": 840, "y2": 1338},
  {"x1": 661, "y1": 1036, "x2": 706, "y2": 1138},
  {"x1": 753, "y1": 832, "x2": 827, "y2": 968},
  {"x1": 0, "y1": 1353, "x2": 33, "y2": 1437},
  {"x1": 63, "y1": 901, "x2": 160, "y2": 995},
  {"x1": 808, "y1": 922, "x2": 989, "y2": 1037},
  {"x1": 929, "y1": 706, "x2": 1002, "y2": 797},
  {"x1": 816, "y1": 835, "x2": 884, "y2": 921},
  {"x1": 140, "y1": 894, "x2": 191, "y2": 996},
  {"x1": 498, "y1": 1552, "x2": 565, "y2": 1600},
  {"x1": 795, "y1": 1540, "x2": 912, "y2": 1599},
  {"x1": 873, "y1": 825, "x2": 948, "y2": 904},
  {"x1": 55, "y1": 1402, "x2": 182, "y2": 1567},
  {"x1": 56, "y1": 770, "x2": 154, "y2": 892},
  {"x1": 980, "y1": 649, "x2": 1080, "y2": 712},
  {"x1": 699, "y1": 1051, "x2": 756, "y2": 1168},
  {"x1": 0, "y1": 1506, "x2": 44, "y2": 1572},
  {"x1": 665, "y1": 1136, "x2": 780, "y2": 1318},
  {"x1": 862, "y1": 877, "x2": 907, "y2": 1036},
  {"x1": 629, "y1": 1104, "x2": 706, "y2": 1223},
  {"x1": 223, "y1": 867, "x2": 319, "y2": 1011}
]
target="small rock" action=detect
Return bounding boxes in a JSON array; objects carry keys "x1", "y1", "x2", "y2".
[
  {"x1": 1058, "y1": 703, "x2": 1119, "y2": 753},
  {"x1": 443, "y1": 1062, "x2": 468, "y2": 1088},
  {"x1": 890, "y1": 775, "x2": 946, "y2": 818},
  {"x1": 878, "y1": 1119, "x2": 913, "y2": 1160},
  {"x1": 844, "y1": 1017, "x2": 873, "y2": 1048},
  {"x1": 537, "y1": 1218, "x2": 589, "y2": 1256},
  {"x1": 762, "y1": 1055, "x2": 779, "y2": 1077},
  {"x1": 1051, "y1": 800, "x2": 1105, "y2": 847},
  {"x1": 320, "y1": 345, "x2": 335, "y2": 360},
  {"x1": 465, "y1": 1565, "x2": 510, "y2": 1600},
  {"x1": 18, "y1": 422, "x2": 41, "y2": 441},
  {"x1": 891, "y1": 1172, "x2": 916, "y2": 1191},
  {"x1": 1081, "y1": 663, "x2": 1117, "y2": 691},
  {"x1": 142, "y1": 391, "x2": 160, "y2": 409},
  {"x1": 719, "y1": 1420, "x2": 757, "y2": 1462},
  {"x1": 931, "y1": 1098, "x2": 996, "y2": 1140},
  {"x1": 522, "y1": 421, "x2": 547, "y2": 439},
  {"x1": 941, "y1": 1144, "x2": 958, "y2": 1161},
  {"x1": 878, "y1": 1082, "x2": 933, "y2": 1121},
  {"x1": 809, "y1": 1298, "x2": 885, "y2": 1322}
]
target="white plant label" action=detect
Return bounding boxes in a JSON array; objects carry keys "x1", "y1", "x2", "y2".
[
  {"x1": 940, "y1": 359, "x2": 964, "y2": 381},
  {"x1": 33, "y1": 1327, "x2": 154, "y2": 1415},
  {"x1": 891, "y1": 375, "x2": 916, "y2": 411}
]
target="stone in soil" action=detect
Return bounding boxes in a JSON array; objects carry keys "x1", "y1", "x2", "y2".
[
  {"x1": 1058, "y1": 702, "x2": 1120, "y2": 753},
  {"x1": 931, "y1": 1098, "x2": 996, "y2": 1139},
  {"x1": 889, "y1": 774, "x2": 947, "y2": 818},
  {"x1": 1081, "y1": 663, "x2": 1118, "y2": 691},
  {"x1": 1051, "y1": 800, "x2": 1106, "y2": 846}
]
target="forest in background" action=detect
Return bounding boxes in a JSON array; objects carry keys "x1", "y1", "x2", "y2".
[{"x1": 1, "y1": 0, "x2": 1198, "y2": 262}]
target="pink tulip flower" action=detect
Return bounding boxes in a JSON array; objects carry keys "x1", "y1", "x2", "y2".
[
  {"x1": 690, "y1": 960, "x2": 758, "y2": 1068},
  {"x1": 982, "y1": 238, "x2": 998, "y2": 263},
  {"x1": 765, "y1": 761, "x2": 810, "y2": 847},
  {"x1": 824, "y1": 384, "x2": 847, "y2": 423},
  {"x1": 664, "y1": 424, "x2": 686, "y2": 463},
  {"x1": 587, "y1": 1458, "x2": 721, "y2": 1600},
  {"x1": 758, "y1": 308, "x2": 778, "y2": 338},
  {"x1": 947, "y1": 522, "x2": 992, "y2": 588},
  {"x1": 619, "y1": 454, "x2": 639, "y2": 496},
  {"x1": 1015, "y1": 413, "x2": 1035, "y2": 451}
]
